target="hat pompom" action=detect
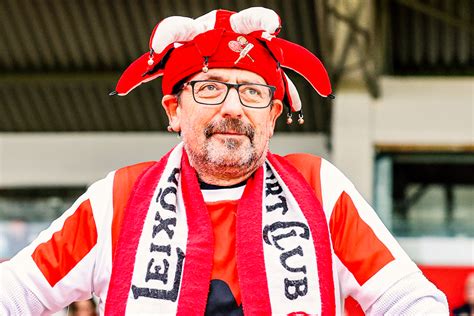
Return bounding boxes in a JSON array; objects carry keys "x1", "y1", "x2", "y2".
[{"x1": 230, "y1": 7, "x2": 281, "y2": 35}]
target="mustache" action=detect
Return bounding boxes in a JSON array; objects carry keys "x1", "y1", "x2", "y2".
[{"x1": 204, "y1": 118, "x2": 255, "y2": 141}]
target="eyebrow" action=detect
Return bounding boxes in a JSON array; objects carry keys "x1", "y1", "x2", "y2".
[{"x1": 199, "y1": 74, "x2": 265, "y2": 85}]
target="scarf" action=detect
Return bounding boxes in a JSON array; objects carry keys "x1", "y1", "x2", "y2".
[{"x1": 104, "y1": 143, "x2": 335, "y2": 315}]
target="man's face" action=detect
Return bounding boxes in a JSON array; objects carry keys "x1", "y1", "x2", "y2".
[{"x1": 163, "y1": 68, "x2": 282, "y2": 180}]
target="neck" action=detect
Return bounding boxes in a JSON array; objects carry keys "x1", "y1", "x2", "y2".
[{"x1": 197, "y1": 168, "x2": 256, "y2": 186}]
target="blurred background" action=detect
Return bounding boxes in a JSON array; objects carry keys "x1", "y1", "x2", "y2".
[{"x1": 0, "y1": 0, "x2": 472, "y2": 314}]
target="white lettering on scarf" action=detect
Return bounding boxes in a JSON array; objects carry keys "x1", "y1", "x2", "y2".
[
  {"x1": 262, "y1": 163, "x2": 322, "y2": 314},
  {"x1": 127, "y1": 147, "x2": 188, "y2": 314}
]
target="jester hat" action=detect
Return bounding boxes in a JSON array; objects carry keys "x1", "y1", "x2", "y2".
[{"x1": 111, "y1": 7, "x2": 333, "y2": 114}]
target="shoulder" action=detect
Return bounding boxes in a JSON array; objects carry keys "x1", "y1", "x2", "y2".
[
  {"x1": 282, "y1": 153, "x2": 324, "y2": 205},
  {"x1": 282, "y1": 153, "x2": 351, "y2": 189},
  {"x1": 281, "y1": 153, "x2": 357, "y2": 214},
  {"x1": 83, "y1": 161, "x2": 156, "y2": 212},
  {"x1": 284, "y1": 153, "x2": 322, "y2": 168},
  {"x1": 109, "y1": 161, "x2": 156, "y2": 258},
  {"x1": 106, "y1": 161, "x2": 156, "y2": 193},
  {"x1": 283, "y1": 153, "x2": 323, "y2": 181},
  {"x1": 84, "y1": 161, "x2": 156, "y2": 226},
  {"x1": 89, "y1": 161, "x2": 157, "y2": 201},
  {"x1": 110, "y1": 160, "x2": 157, "y2": 210},
  {"x1": 111, "y1": 160, "x2": 156, "y2": 205},
  {"x1": 283, "y1": 153, "x2": 345, "y2": 178},
  {"x1": 113, "y1": 161, "x2": 156, "y2": 182}
]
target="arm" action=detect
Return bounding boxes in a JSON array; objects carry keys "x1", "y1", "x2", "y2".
[
  {"x1": 0, "y1": 174, "x2": 113, "y2": 314},
  {"x1": 285, "y1": 154, "x2": 448, "y2": 314}
]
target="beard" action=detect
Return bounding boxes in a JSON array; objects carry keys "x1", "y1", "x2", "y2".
[
  {"x1": 203, "y1": 118, "x2": 256, "y2": 167},
  {"x1": 184, "y1": 118, "x2": 268, "y2": 177}
]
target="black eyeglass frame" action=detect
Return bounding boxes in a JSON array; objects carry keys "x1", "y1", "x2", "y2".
[{"x1": 183, "y1": 79, "x2": 276, "y2": 109}]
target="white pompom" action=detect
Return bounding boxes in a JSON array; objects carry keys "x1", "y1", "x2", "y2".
[
  {"x1": 151, "y1": 16, "x2": 205, "y2": 53},
  {"x1": 230, "y1": 7, "x2": 280, "y2": 35},
  {"x1": 284, "y1": 73, "x2": 302, "y2": 112}
]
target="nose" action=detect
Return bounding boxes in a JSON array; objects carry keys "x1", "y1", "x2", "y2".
[{"x1": 219, "y1": 87, "x2": 244, "y2": 118}]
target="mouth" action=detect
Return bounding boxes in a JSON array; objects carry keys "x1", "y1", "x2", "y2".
[{"x1": 214, "y1": 131, "x2": 246, "y2": 136}]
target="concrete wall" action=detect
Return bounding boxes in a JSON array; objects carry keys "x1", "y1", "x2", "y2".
[
  {"x1": 373, "y1": 77, "x2": 473, "y2": 145},
  {"x1": 0, "y1": 132, "x2": 329, "y2": 187}
]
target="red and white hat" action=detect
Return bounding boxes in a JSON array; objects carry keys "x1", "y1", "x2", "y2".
[{"x1": 111, "y1": 7, "x2": 333, "y2": 114}]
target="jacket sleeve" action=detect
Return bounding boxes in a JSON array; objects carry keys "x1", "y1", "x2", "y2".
[
  {"x1": 0, "y1": 173, "x2": 114, "y2": 315},
  {"x1": 285, "y1": 153, "x2": 448, "y2": 314}
]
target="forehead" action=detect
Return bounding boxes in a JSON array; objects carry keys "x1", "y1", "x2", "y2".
[{"x1": 189, "y1": 68, "x2": 267, "y2": 84}]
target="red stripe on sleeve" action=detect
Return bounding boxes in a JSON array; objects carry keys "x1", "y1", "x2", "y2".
[
  {"x1": 329, "y1": 192, "x2": 394, "y2": 285},
  {"x1": 31, "y1": 199, "x2": 97, "y2": 287},
  {"x1": 112, "y1": 161, "x2": 155, "y2": 260}
]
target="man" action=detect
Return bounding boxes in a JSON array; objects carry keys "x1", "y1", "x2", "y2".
[{"x1": 0, "y1": 7, "x2": 447, "y2": 315}]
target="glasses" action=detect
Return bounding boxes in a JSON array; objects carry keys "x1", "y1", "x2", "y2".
[{"x1": 183, "y1": 80, "x2": 276, "y2": 108}]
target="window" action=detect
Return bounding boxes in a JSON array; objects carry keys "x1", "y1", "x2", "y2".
[{"x1": 374, "y1": 152, "x2": 474, "y2": 237}]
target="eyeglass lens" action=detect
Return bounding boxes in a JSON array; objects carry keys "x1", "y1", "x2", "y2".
[{"x1": 192, "y1": 81, "x2": 273, "y2": 108}]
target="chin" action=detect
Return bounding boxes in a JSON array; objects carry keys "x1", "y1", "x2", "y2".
[{"x1": 206, "y1": 139, "x2": 255, "y2": 168}]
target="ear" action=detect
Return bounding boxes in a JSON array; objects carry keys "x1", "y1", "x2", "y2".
[
  {"x1": 162, "y1": 94, "x2": 181, "y2": 132},
  {"x1": 268, "y1": 99, "x2": 283, "y2": 138}
]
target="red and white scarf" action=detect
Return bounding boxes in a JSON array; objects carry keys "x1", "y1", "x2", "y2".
[{"x1": 105, "y1": 143, "x2": 335, "y2": 315}]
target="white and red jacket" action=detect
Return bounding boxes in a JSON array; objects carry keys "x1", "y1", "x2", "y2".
[{"x1": 0, "y1": 153, "x2": 448, "y2": 315}]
